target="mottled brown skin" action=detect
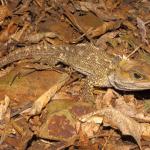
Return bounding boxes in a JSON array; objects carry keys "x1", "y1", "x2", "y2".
[{"x1": 0, "y1": 43, "x2": 150, "y2": 91}]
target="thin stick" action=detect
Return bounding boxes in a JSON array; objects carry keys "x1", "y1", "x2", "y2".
[{"x1": 126, "y1": 45, "x2": 142, "y2": 59}]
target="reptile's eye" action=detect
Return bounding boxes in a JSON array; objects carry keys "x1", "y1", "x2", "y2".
[{"x1": 132, "y1": 72, "x2": 144, "y2": 80}]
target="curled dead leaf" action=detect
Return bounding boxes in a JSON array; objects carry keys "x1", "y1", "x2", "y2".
[{"x1": 80, "y1": 107, "x2": 142, "y2": 149}]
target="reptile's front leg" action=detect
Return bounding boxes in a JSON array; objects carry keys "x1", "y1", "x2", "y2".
[{"x1": 81, "y1": 78, "x2": 95, "y2": 105}]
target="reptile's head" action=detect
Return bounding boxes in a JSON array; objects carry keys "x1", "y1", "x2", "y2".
[{"x1": 108, "y1": 59, "x2": 150, "y2": 91}]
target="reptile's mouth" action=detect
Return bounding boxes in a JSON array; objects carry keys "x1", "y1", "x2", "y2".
[{"x1": 108, "y1": 73, "x2": 150, "y2": 91}]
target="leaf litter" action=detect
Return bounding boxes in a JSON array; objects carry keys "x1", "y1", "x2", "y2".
[{"x1": 0, "y1": 0, "x2": 150, "y2": 150}]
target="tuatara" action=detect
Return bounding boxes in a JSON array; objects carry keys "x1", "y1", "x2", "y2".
[{"x1": 0, "y1": 43, "x2": 150, "y2": 91}]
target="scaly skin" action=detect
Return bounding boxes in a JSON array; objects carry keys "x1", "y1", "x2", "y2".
[{"x1": 0, "y1": 43, "x2": 150, "y2": 91}]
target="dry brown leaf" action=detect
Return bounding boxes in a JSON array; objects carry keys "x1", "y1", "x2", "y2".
[
  {"x1": 137, "y1": 17, "x2": 149, "y2": 44},
  {"x1": 76, "y1": 1, "x2": 114, "y2": 20},
  {"x1": 106, "y1": 142, "x2": 137, "y2": 150},
  {"x1": 96, "y1": 31, "x2": 119, "y2": 49},
  {"x1": 0, "y1": 5, "x2": 11, "y2": 24},
  {"x1": 0, "y1": 95, "x2": 12, "y2": 144},
  {"x1": 11, "y1": 22, "x2": 30, "y2": 42},
  {"x1": 101, "y1": 89, "x2": 115, "y2": 107},
  {"x1": 89, "y1": 21, "x2": 121, "y2": 37},
  {"x1": 0, "y1": 95, "x2": 10, "y2": 121},
  {"x1": 77, "y1": 125, "x2": 90, "y2": 149},
  {"x1": 115, "y1": 96, "x2": 150, "y2": 123},
  {"x1": 24, "y1": 73, "x2": 70, "y2": 116},
  {"x1": 95, "y1": 89, "x2": 119, "y2": 109},
  {"x1": 141, "y1": 123, "x2": 150, "y2": 140},
  {"x1": 115, "y1": 96, "x2": 137, "y2": 117},
  {"x1": 42, "y1": 20, "x2": 80, "y2": 44},
  {"x1": 134, "y1": 113, "x2": 150, "y2": 123},
  {"x1": 97, "y1": 89, "x2": 150, "y2": 123},
  {"x1": 105, "y1": 0, "x2": 122, "y2": 11},
  {"x1": 78, "y1": 115, "x2": 102, "y2": 137},
  {"x1": 80, "y1": 115, "x2": 103, "y2": 124},
  {"x1": 0, "y1": 66, "x2": 14, "y2": 78},
  {"x1": 0, "y1": 22, "x2": 17, "y2": 43},
  {"x1": 80, "y1": 107, "x2": 142, "y2": 149},
  {"x1": 23, "y1": 32, "x2": 57, "y2": 43},
  {"x1": 81, "y1": 122, "x2": 100, "y2": 137},
  {"x1": 102, "y1": 107, "x2": 142, "y2": 149},
  {"x1": 38, "y1": 103, "x2": 77, "y2": 141},
  {"x1": 34, "y1": 0, "x2": 45, "y2": 8},
  {"x1": 10, "y1": 119, "x2": 33, "y2": 150},
  {"x1": 122, "y1": 20, "x2": 137, "y2": 30},
  {"x1": 64, "y1": 8, "x2": 92, "y2": 41},
  {"x1": 77, "y1": 1, "x2": 107, "y2": 12}
]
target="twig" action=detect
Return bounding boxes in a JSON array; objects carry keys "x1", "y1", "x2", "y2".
[{"x1": 126, "y1": 45, "x2": 142, "y2": 59}]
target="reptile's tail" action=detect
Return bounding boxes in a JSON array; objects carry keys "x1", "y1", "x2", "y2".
[{"x1": 0, "y1": 44, "x2": 49, "y2": 68}]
